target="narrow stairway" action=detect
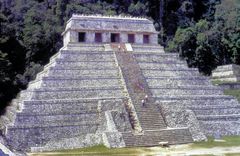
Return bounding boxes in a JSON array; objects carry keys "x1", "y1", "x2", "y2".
[{"x1": 112, "y1": 44, "x2": 193, "y2": 146}]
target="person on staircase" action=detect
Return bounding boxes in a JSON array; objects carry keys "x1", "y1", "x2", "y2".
[
  {"x1": 142, "y1": 95, "x2": 148, "y2": 108},
  {"x1": 141, "y1": 99, "x2": 145, "y2": 107},
  {"x1": 144, "y1": 95, "x2": 148, "y2": 102}
]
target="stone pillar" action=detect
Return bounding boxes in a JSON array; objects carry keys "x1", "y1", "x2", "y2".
[
  {"x1": 70, "y1": 30, "x2": 78, "y2": 43},
  {"x1": 103, "y1": 32, "x2": 110, "y2": 43},
  {"x1": 86, "y1": 32, "x2": 95, "y2": 43},
  {"x1": 135, "y1": 33, "x2": 143, "y2": 44},
  {"x1": 150, "y1": 34, "x2": 158, "y2": 44},
  {"x1": 63, "y1": 31, "x2": 70, "y2": 47},
  {"x1": 121, "y1": 33, "x2": 128, "y2": 43},
  {"x1": 63, "y1": 30, "x2": 78, "y2": 46}
]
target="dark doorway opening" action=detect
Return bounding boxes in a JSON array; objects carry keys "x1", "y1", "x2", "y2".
[
  {"x1": 111, "y1": 33, "x2": 120, "y2": 43},
  {"x1": 128, "y1": 34, "x2": 135, "y2": 43},
  {"x1": 95, "y1": 33, "x2": 102, "y2": 43},
  {"x1": 78, "y1": 32, "x2": 86, "y2": 42},
  {"x1": 143, "y1": 34, "x2": 150, "y2": 44}
]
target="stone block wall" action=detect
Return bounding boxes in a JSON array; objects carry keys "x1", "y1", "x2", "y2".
[
  {"x1": 212, "y1": 64, "x2": 240, "y2": 82},
  {"x1": 63, "y1": 31, "x2": 158, "y2": 46},
  {"x1": 62, "y1": 15, "x2": 159, "y2": 46}
]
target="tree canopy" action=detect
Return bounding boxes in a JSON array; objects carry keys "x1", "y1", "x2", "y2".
[{"x1": 166, "y1": 0, "x2": 240, "y2": 75}]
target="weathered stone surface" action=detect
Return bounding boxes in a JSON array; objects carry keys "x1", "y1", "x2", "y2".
[
  {"x1": 31, "y1": 133, "x2": 103, "y2": 152},
  {"x1": 102, "y1": 132, "x2": 125, "y2": 148},
  {"x1": 212, "y1": 64, "x2": 240, "y2": 82},
  {"x1": 159, "y1": 103, "x2": 207, "y2": 141},
  {"x1": 63, "y1": 15, "x2": 158, "y2": 46}
]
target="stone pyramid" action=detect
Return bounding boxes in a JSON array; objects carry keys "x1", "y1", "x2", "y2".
[{"x1": 1, "y1": 15, "x2": 240, "y2": 152}]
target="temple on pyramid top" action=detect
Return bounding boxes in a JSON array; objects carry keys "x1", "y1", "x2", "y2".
[{"x1": 62, "y1": 14, "x2": 158, "y2": 46}]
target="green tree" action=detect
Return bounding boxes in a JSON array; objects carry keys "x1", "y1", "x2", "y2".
[
  {"x1": 128, "y1": 1, "x2": 148, "y2": 16},
  {"x1": 167, "y1": 0, "x2": 239, "y2": 75}
]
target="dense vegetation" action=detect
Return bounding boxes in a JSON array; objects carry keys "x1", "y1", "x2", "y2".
[
  {"x1": 0, "y1": 0, "x2": 239, "y2": 114},
  {"x1": 166, "y1": 0, "x2": 240, "y2": 74}
]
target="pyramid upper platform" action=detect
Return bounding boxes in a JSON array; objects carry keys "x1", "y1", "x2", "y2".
[{"x1": 62, "y1": 14, "x2": 159, "y2": 46}]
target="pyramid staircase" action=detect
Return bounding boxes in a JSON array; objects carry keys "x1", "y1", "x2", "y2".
[
  {"x1": 131, "y1": 44, "x2": 240, "y2": 136},
  {"x1": 2, "y1": 43, "x2": 240, "y2": 152},
  {"x1": 112, "y1": 45, "x2": 192, "y2": 146}
]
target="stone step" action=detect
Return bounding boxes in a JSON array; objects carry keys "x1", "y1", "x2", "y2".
[
  {"x1": 132, "y1": 44, "x2": 164, "y2": 49},
  {"x1": 132, "y1": 49, "x2": 165, "y2": 53},
  {"x1": 30, "y1": 87, "x2": 125, "y2": 100},
  {"x1": 47, "y1": 68, "x2": 119, "y2": 77},
  {"x1": 188, "y1": 104, "x2": 240, "y2": 109},
  {"x1": 138, "y1": 62, "x2": 189, "y2": 70},
  {"x1": 192, "y1": 108, "x2": 240, "y2": 115},
  {"x1": 61, "y1": 49, "x2": 112, "y2": 54},
  {"x1": 39, "y1": 78, "x2": 121, "y2": 88},
  {"x1": 48, "y1": 66, "x2": 117, "y2": 70},
  {"x1": 58, "y1": 53, "x2": 115, "y2": 61},
  {"x1": 122, "y1": 128, "x2": 192, "y2": 146},
  {"x1": 136, "y1": 59, "x2": 186, "y2": 65},
  {"x1": 212, "y1": 77, "x2": 240, "y2": 82},
  {"x1": 134, "y1": 54, "x2": 185, "y2": 63},
  {"x1": 43, "y1": 59, "x2": 117, "y2": 72},
  {"x1": 14, "y1": 113, "x2": 99, "y2": 127},
  {"x1": 65, "y1": 43, "x2": 105, "y2": 51},
  {"x1": 199, "y1": 121, "x2": 240, "y2": 136},
  {"x1": 134, "y1": 106, "x2": 167, "y2": 130},
  {"x1": 142, "y1": 68, "x2": 199, "y2": 72},
  {"x1": 54, "y1": 59, "x2": 115, "y2": 64},
  {"x1": 151, "y1": 87, "x2": 223, "y2": 96},
  {"x1": 154, "y1": 95, "x2": 236, "y2": 101},
  {"x1": 22, "y1": 98, "x2": 125, "y2": 105},
  {"x1": 138, "y1": 121, "x2": 164, "y2": 126},
  {"x1": 146, "y1": 77, "x2": 211, "y2": 86},
  {"x1": 212, "y1": 72, "x2": 236, "y2": 78},
  {"x1": 158, "y1": 98, "x2": 239, "y2": 109},
  {"x1": 6, "y1": 124, "x2": 99, "y2": 150},
  {"x1": 134, "y1": 105, "x2": 160, "y2": 111},
  {"x1": 140, "y1": 66, "x2": 198, "y2": 71},
  {"x1": 137, "y1": 113, "x2": 166, "y2": 120},
  {"x1": 150, "y1": 85, "x2": 221, "y2": 90},
  {"x1": 21, "y1": 98, "x2": 125, "y2": 115},
  {"x1": 137, "y1": 116, "x2": 165, "y2": 122},
  {"x1": 50, "y1": 61, "x2": 116, "y2": 69},
  {"x1": 213, "y1": 64, "x2": 240, "y2": 72},
  {"x1": 197, "y1": 114, "x2": 240, "y2": 121},
  {"x1": 133, "y1": 52, "x2": 178, "y2": 58},
  {"x1": 57, "y1": 51, "x2": 114, "y2": 61},
  {"x1": 142, "y1": 69, "x2": 201, "y2": 77},
  {"x1": 41, "y1": 75, "x2": 120, "y2": 80}
]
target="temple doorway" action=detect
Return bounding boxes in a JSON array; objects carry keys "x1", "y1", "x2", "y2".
[
  {"x1": 95, "y1": 33, "x2": 102, "y2": 43},
  {"x1": 128, "y1": 34, "x2": 135, "y2": 43},
  {"x1": 143, "y1": 34, "x2": 150, "y2": 44},
  {"x1": 111, "y1": 33, "x2": 120, "y2": 43}
]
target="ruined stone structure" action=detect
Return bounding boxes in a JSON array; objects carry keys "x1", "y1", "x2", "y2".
[
  {"x1": 1, "y1": 15, "x2": 240, "y2": 152},
  {"x1": 212, "y1": 64, "x2": 240, "y2": 89},
  {"x1": 212, "y1": 64, "x2": 240, "y2": 82}
]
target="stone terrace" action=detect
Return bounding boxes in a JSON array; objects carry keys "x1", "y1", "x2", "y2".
[
  {"x1": 131, "y1": 44, "x2": 240, "y2": 137},
  {"x1": 3, "y1": 44, "x2": 132, "y2": 151}
]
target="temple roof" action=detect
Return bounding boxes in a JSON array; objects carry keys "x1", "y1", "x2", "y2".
[{"x1": 63, "y1": 14, "x2": 158, "y2": 34}]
